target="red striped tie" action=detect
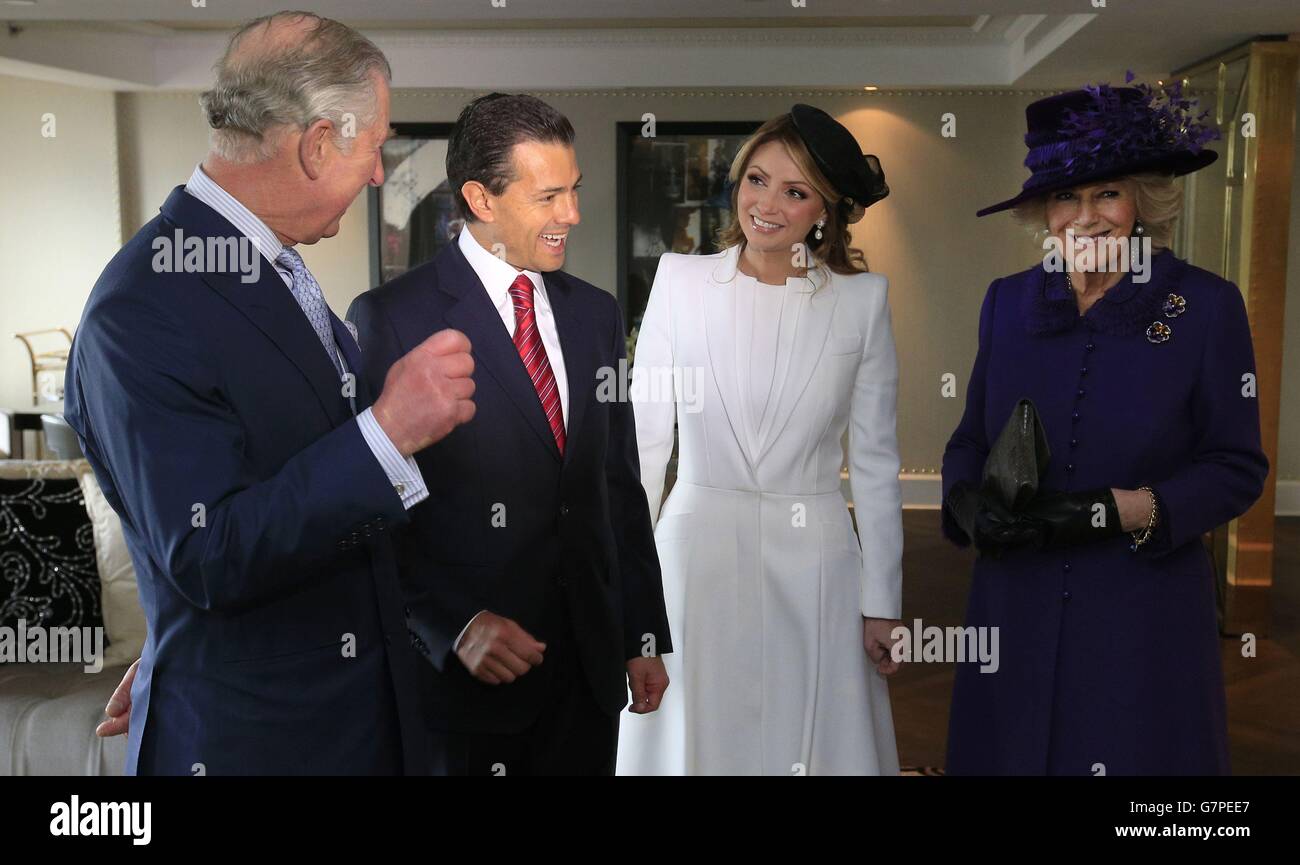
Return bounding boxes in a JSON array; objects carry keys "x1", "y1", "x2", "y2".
[{"x1": 509, "y1": 273, "x2": 566, "y2": 455}]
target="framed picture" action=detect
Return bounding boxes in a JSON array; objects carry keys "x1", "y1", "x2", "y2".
[
  {"x1": 368, "y1": 122, "x2": 458, "y2": 287},
  {"x1": 616, "y1": 121, "x2": 761, "y2": 335}
]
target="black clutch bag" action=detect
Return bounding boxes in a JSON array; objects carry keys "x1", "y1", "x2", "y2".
[{"x1": 981, "y1": 399, "x2": 1051, "y2": 511}]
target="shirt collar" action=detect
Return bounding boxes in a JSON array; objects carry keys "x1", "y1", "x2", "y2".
[
  {"x1": 456, "y1": 225, "x2": 544, "y2": 299},
  {"x1": 1024, "y1": 250, "x2": 1183, "y2": 336},
  {"x1": 183, "y1": 164, "x2": 286, "y2": 270}
]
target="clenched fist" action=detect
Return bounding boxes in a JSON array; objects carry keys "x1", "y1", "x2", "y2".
[
  {"x1": 372, "y1": 328, "x2": 476, "y2": 457},
  {"x1": 456, "y1": 611, "x2": 546, "y2": 685}
]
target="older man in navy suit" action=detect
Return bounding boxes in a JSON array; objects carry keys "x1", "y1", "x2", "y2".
[{"x1": 66, "y1": 12, "x2": 475, "y2": 774}]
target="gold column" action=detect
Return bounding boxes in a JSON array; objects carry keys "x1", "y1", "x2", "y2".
[
  {"x1": 1221, "y1": 41, "x2": 1299, "y2": 636},
  {"x1": 1179, "y1": 38, "x2": 1299, "y2": 636}
]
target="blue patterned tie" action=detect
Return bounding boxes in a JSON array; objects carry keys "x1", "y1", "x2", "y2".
[{"x1": 276, "y1": 247, "x2": 343, "y2": 376}]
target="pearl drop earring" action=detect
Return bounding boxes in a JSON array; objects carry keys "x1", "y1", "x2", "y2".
[{"x1": 814, "y1": 218, "x2": 825, "y2": 241}]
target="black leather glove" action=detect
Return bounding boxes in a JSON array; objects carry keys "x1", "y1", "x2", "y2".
[
  {"x1": 944, "y1": 480, "x2": 1044, "y2": 558},
  {"x1": 1019, "y1": 487, "x2": 1123, "y2": 550}
]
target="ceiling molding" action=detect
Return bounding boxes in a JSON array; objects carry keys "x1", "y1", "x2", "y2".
[
  {"x1": 1013, "y1": 13, "x2": 1096, "y2": 79},
  {"x1": 0, "y1": 26, "x2": 156, "y2": 88},
  {"x1": 1, "y1": 15, "x2": 1096, "y2": 90}
]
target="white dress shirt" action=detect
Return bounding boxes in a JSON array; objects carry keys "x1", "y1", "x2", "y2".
[
  {"x1": 183, "y1": 164, "x2": 428, "y2": 510},
  {"x1": 451, "y1": 225, "x2": 571, "y2": 650}
]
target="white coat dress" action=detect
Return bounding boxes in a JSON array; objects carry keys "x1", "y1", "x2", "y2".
[{"x1": 616, "y1": 245, "x2": 903, "y2": 776}]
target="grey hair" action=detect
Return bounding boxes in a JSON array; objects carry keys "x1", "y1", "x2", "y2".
[{"x1": 200, "y1": 11, "x2": 391, "y2": 164}]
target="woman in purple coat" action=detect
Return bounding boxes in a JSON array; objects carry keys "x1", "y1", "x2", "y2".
[{"x1": 941, "y1": 80, "x2": 1268, "y2": 775}]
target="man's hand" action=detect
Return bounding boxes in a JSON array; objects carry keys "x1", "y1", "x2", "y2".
[
  {"x1": 371, "y1": 328, "x2": 477, "y2": 458},
  {"x1": 454, "y1": 611, "x2": 546, "y2": 685},
  {"x1": 626, "y1": 656, "x2": 669, "y2": 714},
  {"x1": 864, "y1": 617, "x2": 902, "y2": 677},
  {"x1": 96, "y1": 658, "x2": 139, "y2": 737}
]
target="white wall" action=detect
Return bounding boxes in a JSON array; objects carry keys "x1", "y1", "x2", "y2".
[{"x1": 0, "y1": 74, "x2": 120, "y2": 411}]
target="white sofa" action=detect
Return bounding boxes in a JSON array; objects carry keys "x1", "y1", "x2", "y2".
[{"x1": 0, "y1": 459, "x2": 144, "y2": 775}]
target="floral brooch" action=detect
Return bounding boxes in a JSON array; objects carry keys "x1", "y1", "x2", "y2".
[{"x1": 1147, "y1": 293, "x2": 1186, "y2": 344}]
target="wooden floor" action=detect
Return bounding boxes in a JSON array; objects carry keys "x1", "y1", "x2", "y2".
[{"x1": 891, "y1": 511, "x2": 1300, "y2": 775}]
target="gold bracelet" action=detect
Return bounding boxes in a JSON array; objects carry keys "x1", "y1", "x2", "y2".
[{"x1": 1129, "y1": 486, "x2": 1159, "y2": 551}]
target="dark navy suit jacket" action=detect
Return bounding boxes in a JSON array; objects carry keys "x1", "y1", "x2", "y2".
[
  {"x1": 348, "y1": 239, "x2": 672, "y2": 736},
  {"x1": 64, "y1": 187, "x2": 426, "y2": 775}
]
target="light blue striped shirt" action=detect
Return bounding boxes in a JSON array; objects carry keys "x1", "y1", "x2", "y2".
[{"x1": 184, "y1": 164, "x2": 427, "y2": 510}]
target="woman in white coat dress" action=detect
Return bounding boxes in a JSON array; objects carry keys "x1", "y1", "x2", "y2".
[{"x1": 617, "y1": 105, "x2": 904, "y2": 776}]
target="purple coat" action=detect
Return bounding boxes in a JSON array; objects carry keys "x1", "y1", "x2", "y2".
[{"x1": 941, "y1": 250, "x2": 1268, "y2": 775}]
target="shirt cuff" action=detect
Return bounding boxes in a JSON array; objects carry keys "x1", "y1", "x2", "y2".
[
  {"x1": 453, "y1": 610, "x2": 487, "y2": 652},
  {"x1": 356, "y1": 407, "x2": 428, "y2": 509}
]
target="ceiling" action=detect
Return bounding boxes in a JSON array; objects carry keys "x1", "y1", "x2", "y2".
[{"x1": 1, "y1": 0, "x2": 1296, "y2": 90}]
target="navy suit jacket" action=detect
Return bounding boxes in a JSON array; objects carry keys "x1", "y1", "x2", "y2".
[
  {"x1": 347, "y1": 239, "x2": 672, "y2": 735},
  {"x1": 64, "y1": 186, "x2": 426, "y2": 775}
]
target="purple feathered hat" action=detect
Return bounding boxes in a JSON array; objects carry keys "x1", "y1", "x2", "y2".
[{"x1": 977, "y1": 75, "x2": 1219, "y2": 217}]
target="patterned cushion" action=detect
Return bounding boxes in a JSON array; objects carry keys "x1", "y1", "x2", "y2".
[
  {"x1": 0, "y1": 475, "x2": 104, "y2": 635},
  {"x1": 0, "y1": 461, "x2": 146, "y2": 666},
  {"x1": 0, "y1": 459, "x2": 127, "y2": 776}
]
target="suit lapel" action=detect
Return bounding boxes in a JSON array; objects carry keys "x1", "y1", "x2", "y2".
[
  {"x1": 160, "y1": 187, "x2": 352, "y2": 429},
  {"x1": 436, "y1": 242, "x2": 561, "y2": 462},
  {"x1": 702, "y1": 248, "x2": 759, "y2": 472},
  {"x1": 754, "y1": 278, "x2": 835, "y2": 464}
]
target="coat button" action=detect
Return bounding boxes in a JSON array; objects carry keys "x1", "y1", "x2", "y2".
[
  {"x1": 559, "y1": 503, "x2": 570, "y2": 517},
  {"x1": 1080, "y1": 367, "x2": 1088, "y2": 375},
  {"x1": 1069, "y1": 439, "x2": 1078, "y2": 448},
  {"x1": 1071, "y1": 412, "x2": 1080, "y2": 422},
  {"x1": 1076, "y1": 388, "x2": 1085, "y2": 398},
  {"x1": 1062, "y1": 590, "x2": 1072, "y2": 601},
  {"x1": 1085, "y1": 343, "x2": 1095, "y2": 352},
  {"x1": 1063, "y1": 563, "x2": 1072, "y2": 573},
  {"x1": 1066, "y1": 464, "x2": 1075, "y2": 473}
]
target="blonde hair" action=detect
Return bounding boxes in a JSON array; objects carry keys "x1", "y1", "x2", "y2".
[
  {"x1": 715, "y1": 113, "x2": 869, "y2": 279},
  {"x1": 1011, "y1": 172, "x2": 1184, "y2": 250}
]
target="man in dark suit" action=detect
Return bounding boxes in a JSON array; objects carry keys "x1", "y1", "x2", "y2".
[
  {"x1": 66, "y1": 12, "x2": 475, "y2": 774},
  {"x1": 349, "y1": 93, "x2": 671, "y2": 775}
]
